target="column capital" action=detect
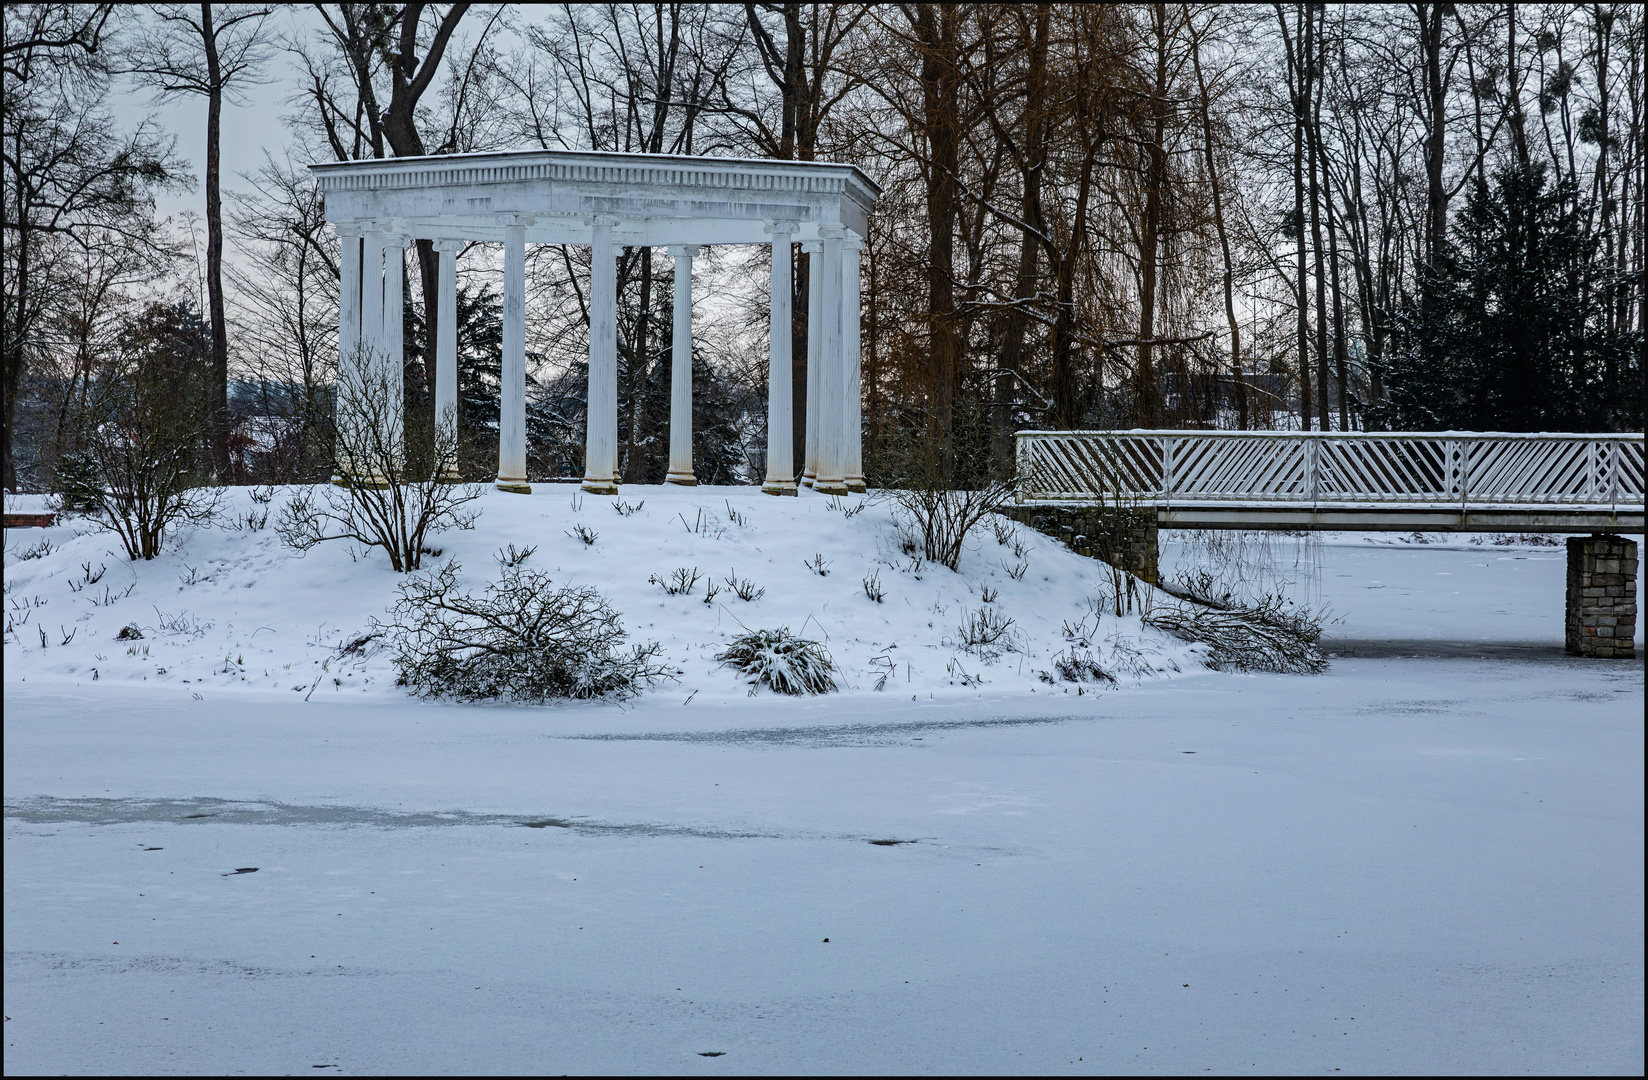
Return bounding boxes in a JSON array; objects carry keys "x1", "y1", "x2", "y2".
[
  {"x1": 380, "y1": 233, "x2": 410, "y2": 249},
  {"x1": 801, "y1": 240, "x2": 821, "y2": 254},
  {"x1": 432, "y1": 238, "x2": 465, "y2": 254},
  {"x1": 495, "y1": 213, "x2": 535, "y2": 228},
  {"x1": 764, "y1": 220, "x2": 800, "y2": 236},
  {"x1": 334, "y1": 221, "x2": 368, "y2": 239},
  {"x1": 844, "y1": 236, "x2": 865, "y2": 251},
  {"x1": 668, "y1": 245, "x2": 702, "y2": 259},
  {"x1": 585, "y1": 213, "x2": 621, "y2": 230},
  {"x1": 819, "y1": 223, "x2": 847, "y2": 241}
]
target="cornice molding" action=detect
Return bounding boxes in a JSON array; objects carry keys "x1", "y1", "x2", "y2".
[{"x1": 310, "y1": 149, "x2": 881, "y2": 207}]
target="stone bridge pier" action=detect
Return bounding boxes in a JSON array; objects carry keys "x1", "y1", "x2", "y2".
[{"x1": 1566, "y1": 534, "x2": 1639, "y2": 659}]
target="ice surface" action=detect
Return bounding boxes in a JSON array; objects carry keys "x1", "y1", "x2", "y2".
[{"x1": 4, "y1": 492, "x2": 1642, "y2": 1074}]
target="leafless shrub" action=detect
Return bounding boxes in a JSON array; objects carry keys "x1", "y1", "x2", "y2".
[
  {"x1": 567, "y1": 524, "x2": 598, "y2": 546},
  {"x1": 724, "y1": 573, "x2": 764, "y2": 601},
  {"x1": 1052, "y1": 648, "x2": 1114, "y2": 684},
  {"x1": 14, "y1": 538, "x2": 55, "y2": 561},
  {"x1": 612, "y1": 498, "x2": 645, "y2": 517},
  {"x1": 862, "y1": 569, "x2": 885, "y2": 603},
  {"x1": 1004, "y1": 559, "x2": 1028, "y2": 581},
  {"x1": 152, "y1": 605, "x2": 210, "y2": 638},
  {"x1": 956, "y1": 607, "x2": 1018, "y2": 659},
  {"x1": 716, "y1": 628, "x2": 837, "y2": 695},
  {"x1": 650, "y1": 567, "x2": 702, "y2": 596},
  {"x1": 826, "y1": 495, "x2": 865, "y2": 519},
  {"x1": 116, "y1": 623, "x2": 144, "y2": 640},
  {"x1": 89, "y1": 582, "x2": 135, "y2": 605},
  {"x1": 803, "y1": 552, "x2": 831, "y2": 577},
  {"x1": 495, "y1": 543, "x2": 537, "y2": 568},
  {"x1": 723, "y1": 501, "x2": 747, "y2": 527},
  {"x1": 377, "y1": 561, "x2": 668, "y2": 703},
  {"x1": 276, "y1": 363, "x2": 482, "y2": 573}
]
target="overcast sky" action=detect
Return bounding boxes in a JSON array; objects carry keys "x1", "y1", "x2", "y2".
[{"x1": 108, "y1": 7, "x2": 326, "y2": 243}]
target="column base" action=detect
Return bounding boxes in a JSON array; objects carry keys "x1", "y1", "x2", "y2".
[
  {"x1": 495, "y1": 479, "x2": 532, "y2": 494},
  {"x1": 802, "y1": 472, "x2": 816, "y2": 488},
  {"x1": 845, "y1": 478, "x2": 867, "y2": 494},
  {"x1": 336, "y1": 472, "x2": 392, "y2": 491},
  {"x1": 814, "y1": 479, "x2": 850, "y2": 496},
  {"x1": 581, "y1": 479, "x2": 619, "y2": 495},
  {"x1": 664, "y1": 473, "x2": 698, "y2": 486},
  {"x1": 761, "y1": 481, "x2": 799, "y2": 497}
]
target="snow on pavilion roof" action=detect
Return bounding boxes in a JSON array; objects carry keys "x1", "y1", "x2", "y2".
[{"x1": 310, "y1": 148, "x2": 881, "y2": 246}]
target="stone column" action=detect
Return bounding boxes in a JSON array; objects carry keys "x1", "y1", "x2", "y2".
[
  {"x1": 496, "y1": 215, "x2": 532, "y2": 493},
  {"x1": 814, "y1": 226, "x2": 848, "y2": 496},
  {"x1": 665, "y1": 245, "x2": 700, "y2": 486},
  {"x1": 358, "y1": 228, "x2": 386, "y2": 390},
  {"x1": 379, "y1": 233, "x2": 407, "y2": 471},
  {"x1": 332, "y1": 224, "x2": 364, "y2": 486},
  {"x1": 584, "y1": 214, "x2": 620, "y2": 494},
  {"x1": 762, "y1": 222, "x2": 798, "y2": 496},
  {"x1": 433, "y1": 239, "x2": 463, "y2": 481},
  {"x1": 1566, "y1": 534, "x2": 1638, "y2": 659},
  {"x1": 843, "y1": 237, "x2": 866, "y2": 493},
  {"x1": 347, "y1": 228, "x2": 387, "y2": 485},
  {"x1": 802, "y1": 241, "x2": 823, "y2": 487}
]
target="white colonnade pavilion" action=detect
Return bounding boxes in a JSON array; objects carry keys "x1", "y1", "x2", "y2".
[{"x1": 310, "y1": 149, "x2": 880, "y2": 496}]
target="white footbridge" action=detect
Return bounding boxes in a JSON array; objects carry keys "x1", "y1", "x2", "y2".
[{"x1": 1014, "y1": 431, "x2": 1645, "y2": 532}]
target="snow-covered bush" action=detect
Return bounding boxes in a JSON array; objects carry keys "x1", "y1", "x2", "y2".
[
  {"x1": 377, "y1": 561, "x2": 668, "y2": 703},
  {"x1": 1144, "y1": 595, "x2": 1326, "y2": 674},
  {"x1": 1052, "y1": 647, "x2": 1114, "y2": 684},
  {"x1": 716, "y1": 628, "x2": 837, "y2": 695}
]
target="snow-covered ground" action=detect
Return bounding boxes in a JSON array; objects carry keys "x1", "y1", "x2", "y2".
[
  {"x1": 5, "y1": 488, "x2": 1643, "y2": 1074},
  {"x1": 4, "y1": 485, "x2": 1204, "y2": 700}
]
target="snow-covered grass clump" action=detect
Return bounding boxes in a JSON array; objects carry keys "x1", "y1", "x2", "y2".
[{"x1": 4, "y1": 484, "x2": 1208, "y2": 705}]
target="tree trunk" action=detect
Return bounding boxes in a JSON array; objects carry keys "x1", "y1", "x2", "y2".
[
  {"x1": 624, "y1": 247, "x2": 652, "y2": 482},
  {"x1": 914, "y1": 3, "x2": 962, "y2": 447},
  {"x1": 1192, "y1": 26, "x2": 1245, "y2": 430},
  {"x1": 202, "y1": 3, "x2": 231, "y2": 479},
  {"x1": 1136, "y1": 3, "x2": 1169, "y2": 429},
  {"x1": 1286, "y1": 4, "x2": 1312, "y2": 429},
  {"x1": 1326, "y1": 168, "x2": 1350, "y2": 430},
  {"x1": 1306, "y1": 5, "x2": 1330, "y2": 430},
  {"x1": 1420, "y1": 2, "x2": 1448, "y2": 270},
  {"x1": 994, "y1": 5, "x2": 1049, "y2": 457}
]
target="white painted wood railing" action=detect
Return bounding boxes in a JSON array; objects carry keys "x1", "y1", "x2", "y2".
[{"x1": 1015, "y1": 431, "x2": 1646, "y2": 511}]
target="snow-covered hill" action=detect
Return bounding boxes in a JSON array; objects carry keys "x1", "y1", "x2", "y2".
[{"x1": 4, "y1": 484, "x2": 1205, "y2": 705}]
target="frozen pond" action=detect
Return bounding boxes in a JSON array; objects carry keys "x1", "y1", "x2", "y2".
[{"x1": 5, "y1": 538, "x2": 1643, "y2": 1075}]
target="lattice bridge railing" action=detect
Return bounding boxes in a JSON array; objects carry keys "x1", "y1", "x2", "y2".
[{"x1": 1015, "y1": 431, "x2": 1646, "y2": 514}]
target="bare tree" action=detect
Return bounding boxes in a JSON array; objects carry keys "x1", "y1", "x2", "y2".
[{"x1": 3, "y1": 2, "x2": 183, "y2": 492}]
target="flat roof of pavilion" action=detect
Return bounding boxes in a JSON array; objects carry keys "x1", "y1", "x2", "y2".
[{"x1": 311, "y1": 148, "x2": 881, "y2": 246}]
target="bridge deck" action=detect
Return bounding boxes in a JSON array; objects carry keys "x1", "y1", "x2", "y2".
[{"x1": 1015, "y1": 431, "x2": 1646, "y2": 533}]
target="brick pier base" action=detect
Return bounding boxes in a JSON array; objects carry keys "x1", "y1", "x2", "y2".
[
  {"x1": 1565, "y1": 534, "x2": 1638, "y2": 659},
  {"x1": 1002, "y1": 505, "x2": 1158, "y2": 583}
]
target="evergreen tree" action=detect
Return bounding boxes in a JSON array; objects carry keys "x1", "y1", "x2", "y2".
[{"x1": 1380, "y1": 164, "x2": 1641, "y2": 431}]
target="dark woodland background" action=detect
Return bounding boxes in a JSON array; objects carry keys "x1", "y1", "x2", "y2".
[{"x1": 5, "y1": 3, "x2": 1643, "y2": 494}]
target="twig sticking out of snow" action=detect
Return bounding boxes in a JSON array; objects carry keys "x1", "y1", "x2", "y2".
[{"x1": 723, "y1": 573, "x2": 764, "y2": 602}]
